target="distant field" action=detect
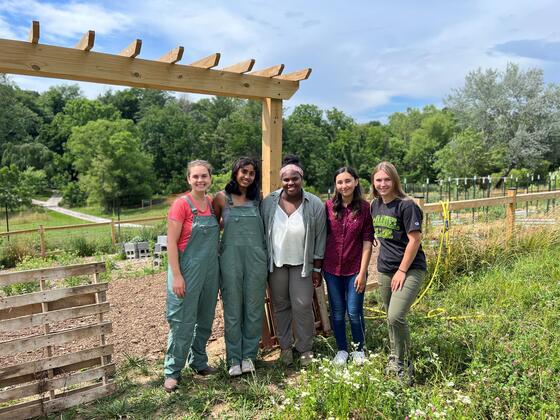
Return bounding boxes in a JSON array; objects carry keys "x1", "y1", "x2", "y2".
[
  {"x1": 0, "y1": 207, "x2": 89, "y2": 233},
  {"x1": 68, "y1": 202, "x2": 169, "y2": 221}
]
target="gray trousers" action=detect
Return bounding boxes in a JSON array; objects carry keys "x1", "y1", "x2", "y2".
[
  {"x1": 269, "y1": 265, "x2": 315, "y2": 352},
  {"x1": 378, "y1": 269, "x2": 426, "y2": 364}
]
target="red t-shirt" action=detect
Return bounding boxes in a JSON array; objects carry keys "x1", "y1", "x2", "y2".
[{"x1": 168, "y1": 193, "x2": 212, "y2": 252}]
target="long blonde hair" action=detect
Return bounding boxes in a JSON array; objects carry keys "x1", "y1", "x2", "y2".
[{"x1": 370, "y1": 161, "x2": 409, "y2": 200}]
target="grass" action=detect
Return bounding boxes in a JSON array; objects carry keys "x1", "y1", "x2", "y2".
[
  {"x1": 69, "y1": 201, "x2": 169, "y2": 221},
  {"x1": 40, "y1": 224, "x2": 559, "y2": 419},
  {"x1": 0, "y1": 206, "x2": 89, "y2": 233}
]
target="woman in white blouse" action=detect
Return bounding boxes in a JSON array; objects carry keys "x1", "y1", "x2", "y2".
[{"x1": 260, "y1": 155, "x2": 327, "y2": 367}]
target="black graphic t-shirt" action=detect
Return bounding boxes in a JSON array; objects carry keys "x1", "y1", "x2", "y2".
[{"x1": 370, "y1": 198, "x2": 427, "y2": 273}]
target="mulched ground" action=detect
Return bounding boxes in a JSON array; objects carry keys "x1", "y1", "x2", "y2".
[{"x1": 1, "y1": 248, "x2": 378, "y2": 369}]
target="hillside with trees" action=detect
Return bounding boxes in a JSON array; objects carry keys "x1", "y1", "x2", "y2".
[{"x1": 1, "y1": 63, "x2": 559, "y2": 210}]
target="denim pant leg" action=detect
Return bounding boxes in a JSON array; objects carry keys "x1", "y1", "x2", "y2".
[
  {"x1": 345, "y1": 274, "x2": 365, "y2": 351},
  {"x1": 324, "y1": 271, "x2": 348, "y2": 352}
]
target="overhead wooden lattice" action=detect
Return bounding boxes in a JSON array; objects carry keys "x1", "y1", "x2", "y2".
[{"x1": 0, "y1": 21, "x2": 312, "y2": 99}]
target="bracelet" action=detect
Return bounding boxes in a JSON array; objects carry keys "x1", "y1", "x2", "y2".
[
  {"x1": 312, "y1": 267, "x2": 322, "y2": 273},
  {"x1": 398, "y1": 268, "x2": 407, "y2": 274}
]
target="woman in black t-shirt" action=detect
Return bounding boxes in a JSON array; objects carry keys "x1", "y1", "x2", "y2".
[{"x1": 370, "y1": 161, "x2": 426, "y2": 384}]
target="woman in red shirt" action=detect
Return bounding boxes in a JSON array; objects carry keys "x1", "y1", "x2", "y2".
[
  {"x1": 163, "y1": 160, "x2": 220, "y2": 392},
  {"x1": 323, "y1": 167, "x2": 373, "y2": 366}
]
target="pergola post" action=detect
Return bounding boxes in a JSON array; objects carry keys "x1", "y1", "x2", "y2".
[{"x1": 261, "y1": 98, "x2": 283, "y2": 195}]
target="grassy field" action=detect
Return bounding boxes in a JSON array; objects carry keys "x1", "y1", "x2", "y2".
[
  {"x1": 50, "y1": 227, "x2": 560, "y2": 419},
  {"x1": 0, "y1": 207, "x2": 89, "y2": 233},
  {"x1": 69, "y1": 201, "x2": 169, "y2": 221}
]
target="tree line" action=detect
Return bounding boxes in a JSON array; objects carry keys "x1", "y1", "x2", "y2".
[{"x1": 1, "y1": 63, "x2": 559, "y2": 212}]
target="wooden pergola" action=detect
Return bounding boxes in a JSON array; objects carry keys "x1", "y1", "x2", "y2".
[{"x1": 0, "y1": 21, "x2": 312, "y2": 194}]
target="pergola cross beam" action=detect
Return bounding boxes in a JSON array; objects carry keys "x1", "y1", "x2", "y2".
[{"x1": 0, "y1": 21, "x2": 312, "y2": 192}]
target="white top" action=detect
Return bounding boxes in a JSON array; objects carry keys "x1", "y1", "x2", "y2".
[{"x1": 272, "y1": 204, "x2": 305, "y2": 267}]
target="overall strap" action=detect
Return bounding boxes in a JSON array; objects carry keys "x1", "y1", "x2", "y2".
[
  {"x1": 181, "y1": 194, "x2": 198, "y2": 215},
  {"x1": 207, "y1": 196, "x2": 215, "y2": 216},
  {"x1": 224, "y1": 191, "x2": 234, "y2": 207}
]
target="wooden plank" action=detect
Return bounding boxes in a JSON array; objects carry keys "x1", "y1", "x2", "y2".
[
  {"x1": 189, "y1": 52, "x2": 220, "y2": 69},
  {"x1": 221, "y1": 59, "x2": 255, "y2": 74},
  {"x1": 516, "y1": 190, "x2": 560, "y2": 202},
  {"x1": 365, "y1": 280, "x2": 379, "y2": 292},
  {"x1": 75, "y1": 30, "x2": 95, "y2": 51},
  {"x1": 158, "y1": 46, "x2": 184, "y2": 64},
  {"x1": 0, "y1": 294, "x2": 97, "y2": 321},
  {"x1": 275, "y1": 68, "x2": 312, "y2": 81},
  {"x1": 119, "y1": 39, "x2": 142, "y2": 58},
  {"x1": 0, "y1": 283, "x2": 108, "y2": 310},
  {"x1": 250, "y1": 64, "x2": 284, "y2": 77},
  {"x1": 261, "y1": 98, "x2": 283, "y2": 195},
  {"x1": 28, "y1": 21, "x2": 39, "y2": 44},
  {"x1": 0, "y1": 39, "x2": 299, "y2": 100},
  {"x1": 0, "y1": 321, "x2": 112, "y2": 356},
  {"x1": 44, "y1": 382, "x2": 116, "y2": 413},
  {"x1": 314, "y1": 283, "x2": 331, "y2": 334},
  {"x1": 0, "y1": 262, "x2": 106, "y2": 287},
  {"x1": 423, "y1": 196, "x2": 513, "y2": 213},
  {"x1": 0, "y1": 344, "x2": 113, "y2": 385},
  {"x1": 0, "y1": 399, "x2": 43, "y2": 420},
  {"x1": 113, "y1": 215, "x2": 166, "y2": 224},
  {"x1": 0, "y1": 302, "x2": 110, "y2": 332},
  {"x1": 0, "y1": 227, "x2": 37, "y2": 237},
  {"x1": 45, "y1": 221, "x2": 111, "y2": 231},
  {"x1": 0, "y1": 364, "x2": 115, "y2": 403}
]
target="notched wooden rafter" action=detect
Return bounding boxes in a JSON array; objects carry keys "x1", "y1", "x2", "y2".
[
  {"x1": 189, "y1": 53, "x2": 221, "y2": 69},
  {"x1": 76, "y1": 30, "x2": 95, "y2": 51},
  {"x1": 250, "y1": 64, "x2": 285, "y2": 78},
  {"x1": 274, "y1": 68, "x2": 312, "y2": 81},
  {"x1": 28, "y1": 21, "x2": 39, "y2": 44},
  {"x1": 0, "y1": 39, "x2": 302, "y2": 99},
  {"x1": 221, "y1": 59, "x2": 255, "y2": 74},
  {"x1": 119, "y1": 39, "x2": 142, "y2": 58},
  {"x1": 158, "y1": 46, "x2": 184, "y2": 64}
]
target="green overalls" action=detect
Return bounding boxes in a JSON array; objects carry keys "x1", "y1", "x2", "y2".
[
  {"x1": 220, "y1": 192, "x2": 268, "y2": 366},
  {"x1": 164, "y1": 195, "x2": 220, "y2": 379}
]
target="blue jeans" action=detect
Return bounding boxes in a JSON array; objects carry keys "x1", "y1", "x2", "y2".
[{"x1": 323, "y1": 271, "x2": 365, "y2": 352}]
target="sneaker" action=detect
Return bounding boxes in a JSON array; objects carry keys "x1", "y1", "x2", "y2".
[
  {"x1": 385, "y1": 354, "x2": 399, "y2": 375},
  {"x1": 228, "y1": 364, "x2": 242, "y2": 377},
  {"x1": 300, "y1": 351, "x2": 314, "y2": 367},
  {"x1": 332, "y1": 350, "x2": 349, "y2": 367},
  {"x1": 351, "y1": 350, "x2": 366, "y2": 366},
  {"x1": 397, "y1": 361, "x2": 414, "y2": 386},
  {"x1": 280, "y1": 348, "x2": 293, "y2": 366},
  {"x1": 241, "y1": 359, "x2": 255, "y2": 374},
  {"x1": 163, "y1": 377, "x2": 178, "y2": 393},
  {"x1": 196, "y1": 365, "x2": 218, "y2": 376}
]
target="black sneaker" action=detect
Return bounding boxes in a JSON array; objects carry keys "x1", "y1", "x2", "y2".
[{"x1": 397, "y1": 360, "x2": 414, "y2": 386}]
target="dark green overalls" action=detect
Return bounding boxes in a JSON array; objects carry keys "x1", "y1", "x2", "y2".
[
  {"x1": 164, "y1": 195, "x2": 220, "y2": 379},
  {"x1": 220, "y1": 192, "x2": 268, "y2": 366}
]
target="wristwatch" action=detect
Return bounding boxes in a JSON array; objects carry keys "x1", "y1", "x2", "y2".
[{"x1": 312, "y1": 267, "x2": 322, "y2": 273}]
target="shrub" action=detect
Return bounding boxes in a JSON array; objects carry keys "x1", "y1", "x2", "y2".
[
  {"x1": 0, "y1": 238, "x2": 38, "y2": 269},
  {"x1": 61, "y1": 181, "x2": 87, "y2": 207}
]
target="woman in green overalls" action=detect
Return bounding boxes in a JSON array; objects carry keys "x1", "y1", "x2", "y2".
[
  {"x1": 163, "y1": 160, "x2": 220, "y2": 393},
  {"x1": 213, "y1": 157, "x2": 268, "y2": 377}
]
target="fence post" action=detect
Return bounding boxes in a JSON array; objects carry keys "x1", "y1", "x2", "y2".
[
  {"x1": 39, "y1": 224, "x2": 46, "y2": 257},
  {"x1": 111, "y1": 219, "x2": 117, "y2": 245},
  {"x1": 414, "y1": 195, "x2": 428, "y2": 232},
  {"x1": 506, "y1": 188, "x2": 517, "y2": 243}
]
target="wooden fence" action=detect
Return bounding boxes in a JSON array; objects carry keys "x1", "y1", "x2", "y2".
[
  {"x1": 0, "y1": 262, "x2": 115, "y2": 419},
  {"x1": 0, "y1": 216, "x2": 166, "y2": 257}
]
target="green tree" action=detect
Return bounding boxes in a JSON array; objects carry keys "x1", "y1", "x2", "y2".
[
  {"x1": 2, "y1": 142, "x2": 53, "y2": 171},
  {"x1": 66, "y1": 119, "x2": 155, "y2": 209},
  {"x1": 434, "y1": 129, "x2": 494, "y2": 177},
  {"x1": 445, "y1": 63, "x2": 560, "y2": 175},
  {"x1": 0, "y1": 76, "x2": 43, "y2": 152},
  {"x1": 37, "y1": 85, "x2": 82, "y2": 122},
  {"x1": 0, "y1": 165, "x2": 42, "y2": 233},
  {"x1": 137, "y1": 102, "x2": 198, "y2": 191},
  {"x1": 38, "y1": 98, "x2": 120, "y2": 154}
]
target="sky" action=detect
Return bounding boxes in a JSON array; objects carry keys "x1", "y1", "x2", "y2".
[{"x1": 1, "y1": 0, "x2": 560, "y2": 122}]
